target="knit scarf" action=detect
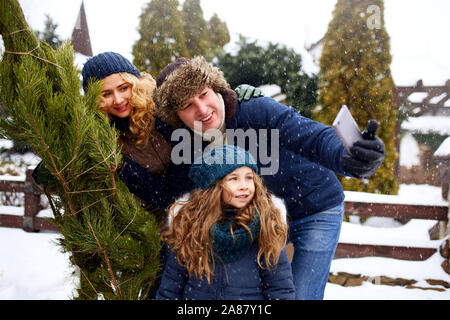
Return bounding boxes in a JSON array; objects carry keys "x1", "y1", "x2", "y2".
[{"x1": 209, "y1": 208, "x2": 260, "y2": 264}]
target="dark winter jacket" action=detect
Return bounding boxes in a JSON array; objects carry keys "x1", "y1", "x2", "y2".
[
  {"x1": 112, "y1": 116, "x2": 172, "y2": 230},
  {"x1": 156, "y1": 244, "x2": 295, "y2": 300},
  {"x1": 120, "y1": 92, "x2": 348, "y2": 221},
  {"x1": 31, "y1": 116, "x2": 172, "y2": 203},
  {"x1": 226, "y1": 96, "x2": 348, "y2": 220}
]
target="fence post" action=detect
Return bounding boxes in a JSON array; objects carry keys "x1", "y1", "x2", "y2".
[
  {"x1": 23, "y1": 169, "x2": 42, "y2": 232},
  {"x1": 444, "y1": 187, "x2": 450, "y2": 275},
  {"x1": 433, "y1": 138, "x2": 450, "y2": 274}
]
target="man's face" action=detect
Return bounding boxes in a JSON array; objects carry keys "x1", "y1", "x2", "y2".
[{"x1": 176, "y1": 87, "x2": 224, "y2": 132}]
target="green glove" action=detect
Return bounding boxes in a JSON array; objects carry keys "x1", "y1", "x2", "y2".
[
  {"x1": 235, "y1": 84, "x2": 265, "y2": 102},
  {"x1": 32, "y1": 161, "x2": 52, "y2": 186}
]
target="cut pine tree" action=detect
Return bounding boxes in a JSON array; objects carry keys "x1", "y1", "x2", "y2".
[{"x1": 0, "y1": 0, "x2": 161, "y2": 300}]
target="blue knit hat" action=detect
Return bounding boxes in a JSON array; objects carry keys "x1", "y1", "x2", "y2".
[
  {"x1": 81, "y1": 52, "x2": 141, "y2": 92},
  {"x1": 189, "y1": 145, "x2": 258, "y2": 190}
]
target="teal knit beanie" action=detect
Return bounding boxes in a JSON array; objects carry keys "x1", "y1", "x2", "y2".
[{"x1": 189, "y1": 145, "x2": 258, "y2": 190}]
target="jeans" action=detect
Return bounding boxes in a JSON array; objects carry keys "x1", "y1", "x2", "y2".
[{"x1": 288, "y1": 202, "x2": 344, "y2": 300}]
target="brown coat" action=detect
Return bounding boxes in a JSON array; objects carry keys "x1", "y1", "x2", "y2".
[
  {"x1": 118, "y1": 129, "x2": 171, "y2": 176},
  {"x1": 118, "y1": 128, "x2": 172, "y2": 231}
]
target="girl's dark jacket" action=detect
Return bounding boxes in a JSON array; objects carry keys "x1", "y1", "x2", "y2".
[
  {"x1": 119, "y1": 90, "x2": 349, "y2": 222},
  {"x1": 156, "y1": 244, "x2": 295, "y2": 300}
]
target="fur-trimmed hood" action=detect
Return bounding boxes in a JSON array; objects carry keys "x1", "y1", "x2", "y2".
[{"x1": 153, "y1": 56, "x2": 230, "y2": 128}]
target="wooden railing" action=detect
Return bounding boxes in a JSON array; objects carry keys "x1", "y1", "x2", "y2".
[
  {"x1": 394, "y1": 79, "x2": 450, "y2": 117},
  {"x1": 335, "y1": 199, "x2": 448, "y2": 261},
  {"x1": 0, "y1": 170, "x2": 58, "y2": 232}
]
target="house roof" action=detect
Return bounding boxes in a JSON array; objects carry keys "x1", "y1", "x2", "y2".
[
  {"x1": 434, "y1": 137, "x2": 450, "y2": 157},
  {"x1": 71, "y1": 1, "x2": 92, "y2": 57}
]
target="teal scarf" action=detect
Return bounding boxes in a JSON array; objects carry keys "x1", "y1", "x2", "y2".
[{"x1": 209, "y1": 209, "x2": 260, "y2": 264}]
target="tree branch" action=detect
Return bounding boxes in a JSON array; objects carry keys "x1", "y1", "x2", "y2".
[{"x1": 87, "y1": 221, "x2": 123, "y2": 300}]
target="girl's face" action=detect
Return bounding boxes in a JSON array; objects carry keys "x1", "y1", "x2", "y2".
[
  {"x1": 100, "y1": 73, "x2": 132, "y2": 118},
  {"x1": 221, "y1": 166, "x2": 255, "y2": 209}
]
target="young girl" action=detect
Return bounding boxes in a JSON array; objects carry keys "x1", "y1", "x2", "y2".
[{"x1": 156, "y1": 145, "x2": 295, "y2": 300}]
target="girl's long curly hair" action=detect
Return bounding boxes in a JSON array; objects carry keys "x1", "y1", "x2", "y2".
[
  {"x1": 98, "y1": 72, "x2": 156, "y2": 146},
  {"x1": 163, "y1": 171, "x2": 287, "y2": 284}
]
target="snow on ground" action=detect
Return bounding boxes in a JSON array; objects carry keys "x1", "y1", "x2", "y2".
[
  {"x1": 0, "y1": 183, "x2": 448, "y2": 300},
  {"x1": 0, "y1": 228, "x2": 76, "y2": 300},
  {"x1": 325, "y1": 279, "x2": 448, "y2": 300},
  {"x1": 339, "y1": 217, "x2": 439, "y2": 248},
  {"x1": 325, "y1": 184, "x2": 450, "y2": 299},
  {"x1": 344, "y1": 184, "x2": 448, "y2": 207}
]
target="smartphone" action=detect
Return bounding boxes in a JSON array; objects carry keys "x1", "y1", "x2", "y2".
[{"x1": 332, "y1": 105, "x2": 362, "y2": 153}]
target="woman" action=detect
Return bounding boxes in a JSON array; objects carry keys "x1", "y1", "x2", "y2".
[{"x1": 81, "y1": 51, "x2": 172, "y2": 230}]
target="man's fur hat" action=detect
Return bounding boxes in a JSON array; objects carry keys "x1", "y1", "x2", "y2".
[{"x1": 153, "y1": 56, "x2": 230, "y2": 128}]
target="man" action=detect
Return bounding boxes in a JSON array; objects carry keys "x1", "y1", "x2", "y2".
[{"x1": 122, "y1": 56, "x2": 385, "y2": 299}]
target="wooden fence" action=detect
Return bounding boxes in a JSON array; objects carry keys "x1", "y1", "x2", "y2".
[
  {"x1": 0, "y1": 170, "x2": 448, "y2": 269},
  {"x1": 0, "y1": 170, "x2": 58, "y2": 232},
  {"x1": 335, "y1": 200, "x2": 448, "y2": 261},
  {"x1": 393, "y1": 79, "x2": 450, "y2": 117}
]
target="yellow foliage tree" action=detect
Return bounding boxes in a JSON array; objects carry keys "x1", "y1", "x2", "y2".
[{"x1": 313, "y1": 0, "x2": 398, "y2": 194}]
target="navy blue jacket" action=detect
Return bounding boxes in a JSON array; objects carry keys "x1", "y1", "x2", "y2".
[
  {"x1": 156, "y1": 245, "x2": 295, "y2": 300},
  {"x1": 120, "y1": 96, "x2": 349, "y2": 221}
]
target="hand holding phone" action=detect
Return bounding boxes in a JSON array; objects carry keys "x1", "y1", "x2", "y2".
[
  {"x1": 332, "y1": 105, "x2": 363, "y2": 153},
  {"x1": 335, "y1": 108, "x2": 385, "y2": 179}
]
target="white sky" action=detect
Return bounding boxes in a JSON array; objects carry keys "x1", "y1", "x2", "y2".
[{"x1": 10, "y1": 0, "x2": 450, "y2": 86}]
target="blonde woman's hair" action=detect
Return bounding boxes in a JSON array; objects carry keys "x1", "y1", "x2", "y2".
[
  {"x1": 98, "y1": 72, "x2": 156, "y2": 146},
  {"x1": 163, "y1": 172, "x2": 287, "y2": 284}
]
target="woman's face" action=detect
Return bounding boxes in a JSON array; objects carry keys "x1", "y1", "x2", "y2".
[
  {"x1": 100, "y1": 73, "x2": 132, "y2": 118},
  {"x1": 221, "y1": 166, "x2": 255, "y2": 209}
]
